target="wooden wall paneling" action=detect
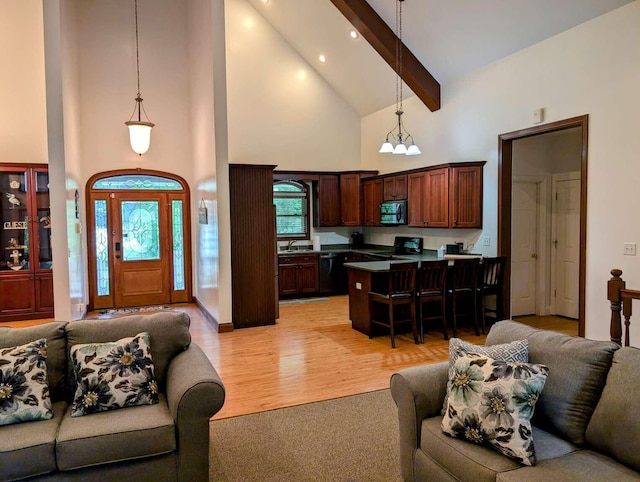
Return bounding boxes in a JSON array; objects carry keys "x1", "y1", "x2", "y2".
[{"x1": 230, "y1": 165, "x2": 277, "y2": 328}]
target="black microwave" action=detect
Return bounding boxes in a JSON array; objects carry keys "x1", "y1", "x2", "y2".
[{"x1": 380, "y1": 200, "x2": 407, "y2": 225}]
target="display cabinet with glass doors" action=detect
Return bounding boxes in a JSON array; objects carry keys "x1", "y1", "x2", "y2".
[{"x1": 0, "y1": 163, "x2": 53, "y2": 320}]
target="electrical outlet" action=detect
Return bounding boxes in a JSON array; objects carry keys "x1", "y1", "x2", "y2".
[
  {"x1": 482, "y1": 237, "x2": 491, "y2": 247},
  {"x1": 623, "y1": 242, "x2": 636, "y2": 256}
]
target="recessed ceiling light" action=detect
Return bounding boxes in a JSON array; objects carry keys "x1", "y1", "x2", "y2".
[
  {"x1": 261, "y1": 0, "x2": 269, "y2": 3},
  {"x1": 350, "y1": 30, "x2": 359, "y2": 39},
  {"x1": 319, "y1": 55, "x2": 326, "y2": 63}
]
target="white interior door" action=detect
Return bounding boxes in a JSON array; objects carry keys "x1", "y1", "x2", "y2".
[
  {"x1": 511, "y1": 181, "x2": 538, "y2": 316},
  {"x1": 552, "y1": 173, "x2": 580, "y2": 319}
]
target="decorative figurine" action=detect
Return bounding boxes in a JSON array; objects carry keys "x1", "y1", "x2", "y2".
[
  {"x1": 5, "y1": 193, "x2": 20, "y2": 208},
  {"x1": 7, "y1": 249, "x2": 26, "y2": 270},
  {"x1": 40, "y1": 216, "x2": 51, "y2": 228},
  {"x1": 9, "y1": 180, "x2": 20, "y2": 189}
]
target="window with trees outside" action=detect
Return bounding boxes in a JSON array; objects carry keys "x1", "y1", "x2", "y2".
[{"x1": 273, "y1": 180, "x2": 309, "y2": 240}]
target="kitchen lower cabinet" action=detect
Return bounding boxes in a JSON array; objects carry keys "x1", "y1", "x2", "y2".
[{"x1": 278, "y1": 254, "x2": 319, "y2": 296}]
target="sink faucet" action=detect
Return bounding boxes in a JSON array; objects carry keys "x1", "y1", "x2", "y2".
[{"x1": 285, "y1": 240, "x2": 297, "y2": 250}]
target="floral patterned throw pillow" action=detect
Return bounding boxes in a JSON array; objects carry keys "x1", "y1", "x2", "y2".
[
  {"x1": 0, "y1": 339, "x2": 53, "y2": 426},
  {"x1": 441, "y1": 353, "x2": 549, "y2": 466},
  {"x1": 70, "y1": 332, "x2": 159, "y2": 417},
  {"x1": 442, "y1": 338, "x2": 529, "y2": 414}
]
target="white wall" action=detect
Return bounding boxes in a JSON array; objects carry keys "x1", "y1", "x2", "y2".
[
  {"x1": 0, "y1": 0, "x2": 48, "y2": 164},
  {"x1": 188, "y1": 0, "x2": 232, "y2": 325},
  {"x1": 362, "y1": 1, "x2": 640, "y2": 345},
  {"x1": 75, "y1": 0, "x2": 193, "y2": 182},
  {"x1": 225, "y1": 0, "x2": 361, "y2": 170}
]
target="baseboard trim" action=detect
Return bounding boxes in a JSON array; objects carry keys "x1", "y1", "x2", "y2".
[{"x1": 193, "y1": 296, "x2": 234, "y2": 333}]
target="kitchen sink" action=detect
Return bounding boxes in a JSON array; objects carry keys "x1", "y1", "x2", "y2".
[{"x1": 279, "y1": 249, "x2": 314, "y2": 253}]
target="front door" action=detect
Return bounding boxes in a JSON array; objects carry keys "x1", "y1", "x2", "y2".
[
  {"x1": 113, "y1": 192, "x2": 170, "y2": 307},
  {"x1": 87, "y1": 171, "x2": 191, "y2": 311}
]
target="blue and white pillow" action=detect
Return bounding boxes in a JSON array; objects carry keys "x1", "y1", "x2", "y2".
[
  {"x1": 442, "y1": 353, "x2": 549, "y2": 465},
  {"x1": 0, "y1": 339, "x2": 53, "y2": 426},
  {"x1": 442, "y1": 338, "x2": 529, "y2": 414},
  {"x1": 70, "y1": 332, "x2": 158, "y2": 417}
]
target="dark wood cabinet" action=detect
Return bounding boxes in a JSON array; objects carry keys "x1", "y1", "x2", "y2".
[
  {"x1": 340, "y1": 173, "x2": 362, "y2": 226},
  {"x1": 230, "y1": 164, "x2": 277, "y2": 328},
  {"x1": 362, "y1": 179, "x2": 383, "y2": 226},
  {"x1": 450, "y1": 164, "x2": 483, "y2": 228},
  {"x1": 408, "y1": 163, "x2": 483, "y2": 228},
  {"x1": 383, "y1": 175, "x2": 407, "y2": 201},
  {"x1": 313, "y1": 174, "x2": 340, "y2": 227},
  {"x1": 278, "y1": 254, "x2": 319, "y2": 296},
  {"x1": 0, "y1": 164, "x2": 53, "y2": 321}
]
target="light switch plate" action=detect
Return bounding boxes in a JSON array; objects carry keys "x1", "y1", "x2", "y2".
[
  {"x1": 623, "y1": 242, "x2": 636, "y2": 256},
  {"x1": 355, "y1": 282, "x2": 362, "y2": 290},
  {"x1": 482, "y1": 237, "x2": 491, "y2": 247},
  {"x1": 533, "y1": 108, "x2": 544, "y2": 124}
]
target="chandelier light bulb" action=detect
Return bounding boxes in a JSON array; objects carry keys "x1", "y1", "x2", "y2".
[
  {"x1": 379, "y1": 140, "x2": 394, "y2": 153},
  {"x1": 393, "y1": 143, "x2": 408, "y2": 155}
]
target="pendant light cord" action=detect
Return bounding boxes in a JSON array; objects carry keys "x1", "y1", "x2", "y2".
[{"x1": 135, "y1": 0, "x2": 141, "y2": 99}]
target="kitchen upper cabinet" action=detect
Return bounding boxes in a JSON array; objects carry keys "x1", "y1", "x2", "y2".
[
  {"x1": 408, "y1": 162, "x2": 484, "y2": 229},
  {"x1": 0, "y1": 164, "x2": 53, "y2": 321},
  {"x1": 313, "y1": 174, "x2": 340, "y2": 227},
  {"x1": 362, "y1": 179, "x2": 383, "y2": 227},
  {"x1": 339, "y1": 173, "x2": 362, "y2": 226},
  {"x1": 408, "y1": 169, "x2": 448, "y2": 228},
  {"x1": 383, "y1": 175, "x2": 407, "y2": 201},
  {"x1": 450, "y1": 164, "x2": 483, "y2": 228},
  {"x1": 278, "y1": 254, "x2": 319, "y2": 296}
]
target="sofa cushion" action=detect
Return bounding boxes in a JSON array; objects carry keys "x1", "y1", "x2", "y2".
[
  {"x1": 56, "y1": 394, "x2": 175, "y2": 471},
  {"x1": 0, "y1": 339, "x2": 53, "y2": 426},
  {"x1": 495, "y1": 449, "x2": 640, "y2": 482},
  {"x1": 0, "y1": 322, "x2": 67, "y2": 402},
  {"x1": 421, "y1": 417, "x2": 578, "y2": 482},
  {"x1": 442, "y1": 354, "x2": 549, "y2": 465},
  {"x1": 586, "y1": 346, "x2": 640, "y2": 472},
  {"x1": 70, "y1": 332, "x2": 159, "y2": 417},
  {"x1": 0, "y1": 400, "x2": 67, "y2": 481},
  {"x1": 485, "y1": 320, "x2": 619, "y2": 445},
  {"x1": 65, "y1": 311, "x2": 191, "y2": 391}
]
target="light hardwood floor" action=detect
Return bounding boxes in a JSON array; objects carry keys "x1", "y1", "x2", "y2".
[{"x1": 4, "y1": 296, "x2": 578, "y2": 420}]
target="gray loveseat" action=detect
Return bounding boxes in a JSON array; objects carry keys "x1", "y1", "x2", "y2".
[
  {"x1": 391, "y1": 320, "x2": 640, "y2": 481},
  {"x1": 0, "y1": 311, "x2": 225, "y2": 481}
]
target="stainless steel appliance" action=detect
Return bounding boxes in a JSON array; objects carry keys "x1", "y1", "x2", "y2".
[
  {"x1": 393, "y1": 236, "x2": 423, "y2": 255},
  {"x1": 380, "y1": 200, "x2": 407, "y2": 225},
  {"x1": 318, "y1": 252, "x2": 347, "y2": 294}
]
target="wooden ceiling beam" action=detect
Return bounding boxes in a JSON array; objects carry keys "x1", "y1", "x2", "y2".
[{"x1": 330, "y1": 0, "x2": 440, "y2": 112}]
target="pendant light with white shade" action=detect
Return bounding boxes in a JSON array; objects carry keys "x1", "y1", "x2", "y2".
[
  {"x1": 379, "y1": 0, "x2": 421, "y2": 156},
  {"x1": 125, "y1": 0, "x2": 154, "y2": 156}
]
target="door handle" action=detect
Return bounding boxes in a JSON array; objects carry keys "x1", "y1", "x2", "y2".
[{"x1": 531, "y1": 253, "x2": 538, "y2": 259}]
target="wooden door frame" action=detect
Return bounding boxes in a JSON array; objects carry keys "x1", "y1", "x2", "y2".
[
  {"x1": 86, "y1": 169, "x2": 192, "y2": 311},
  {"x1": 498, "y1": 115, "x2": 588, "y2": 336}
]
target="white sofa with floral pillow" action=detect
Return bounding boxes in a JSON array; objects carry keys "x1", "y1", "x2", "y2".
[
  {"x1": 390, "y1": 320, "x2": 640, "y2": 481},
  {"x1": 0, "y1": 311, "x2": 225, "y2": 482}
]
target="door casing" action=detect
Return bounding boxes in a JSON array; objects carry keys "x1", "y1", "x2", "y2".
[
  {"x1": 86, "y1": 169, "x2": 192, "y2": 311},
  {"x1": 498, "y1": 115, "x2": 588, "y2": 336}
]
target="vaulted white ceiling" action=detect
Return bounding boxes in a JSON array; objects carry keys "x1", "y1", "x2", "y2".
[{"x1": 245, "y1": 0, "x2": 634, "y2": 116}]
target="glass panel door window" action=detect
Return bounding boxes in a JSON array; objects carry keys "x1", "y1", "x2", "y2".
[
  {"x1": 121, "y1": 201, "x2": 160, "y2": 261},
  {"x1": 1, "y1": 170, "x2": 30, "y2": 272}
]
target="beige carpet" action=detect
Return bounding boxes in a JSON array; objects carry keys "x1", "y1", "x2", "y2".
[{"x1": 209, "y1": 389, "x2": 402, "y2": 481}]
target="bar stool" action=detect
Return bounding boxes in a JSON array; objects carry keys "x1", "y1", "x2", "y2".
[
  {"x1": 477, "y1": 256, "x2": 507, "y2": 334},
  {"x1": 448, "y1": 258, "x2": 481, "y2": 337},
  {"x1": 416, "y1": 260, "x2": 449, "y2": 342},
  {"x1": 369, "y1": 262, "x2": 419, "y2": 348}
]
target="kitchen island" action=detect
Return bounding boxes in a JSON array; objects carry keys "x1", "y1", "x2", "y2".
[
  {"x1": 344, "y1": 253, "x2": 483, "y2": 336},
  {"x1": 344, "y1": 255, "x2": 440, "y2": 336}
]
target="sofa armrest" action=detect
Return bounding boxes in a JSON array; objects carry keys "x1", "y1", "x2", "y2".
[
  {"x1": 390, "y1": 362, "x2": 449, "y2": 482},
  {"x1": 166, "y1": 342, "x2": 225, "y2": 482}
]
